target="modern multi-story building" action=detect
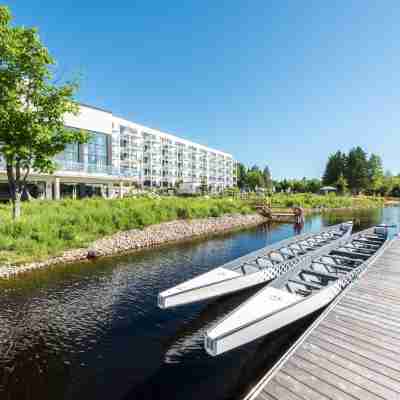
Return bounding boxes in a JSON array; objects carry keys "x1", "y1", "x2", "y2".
[{"x1": 0, "y1": 103, "x2": 236, "y2": 200}]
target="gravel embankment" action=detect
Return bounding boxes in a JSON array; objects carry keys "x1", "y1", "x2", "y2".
[{"x1": 0, "y1": 213, "x2": 266, "y2": 278}]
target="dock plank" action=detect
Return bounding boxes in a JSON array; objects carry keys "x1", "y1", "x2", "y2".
[
  {"x1": 304, "y1": 337, "x2": 400, "y2": 385},
  {"x1": 295, "y1": 348, "x2": 400, "y2": 399},
  {"x1": 247, "y1": 237, "x2": 400, "y2": 400},
  {"x1": 281, "y1": 360, "x2": 358, "y2": 400}
]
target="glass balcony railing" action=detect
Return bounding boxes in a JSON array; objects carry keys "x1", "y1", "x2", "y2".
[{"x1": 55, "y1": 160, "x2": 138, "y2": 177}]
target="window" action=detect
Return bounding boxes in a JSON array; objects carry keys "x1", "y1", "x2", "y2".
[
  {"x1": 57, "y1": 142, "x2": 79, "y2": 163},
  {"x1": 88, "y1": 132, "x2": 108, "y2": 166}
]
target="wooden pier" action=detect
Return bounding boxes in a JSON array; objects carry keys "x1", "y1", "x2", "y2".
[
  {"x1": 254, "y1": 205, "x2": 303, "y2": 223},
  {"x1": 245, "y1": 236, "x2": 400, "y2": 400}
]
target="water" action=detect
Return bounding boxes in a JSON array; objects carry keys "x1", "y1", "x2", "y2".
[{"x1": 0, "y1": 207, "x2": 398, "y2": 400}]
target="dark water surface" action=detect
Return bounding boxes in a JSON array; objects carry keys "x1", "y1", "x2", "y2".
[{"x1": 0, "y1": 207, "x2": 399, "y2": 400}]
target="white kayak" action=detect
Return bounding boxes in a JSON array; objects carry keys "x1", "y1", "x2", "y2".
[
  {"x1": 204, "y1": 225, "x2": 390, "y2": 356},
  {"x1": 158, "y1": 222, "x2": 353, "y2": 309}
]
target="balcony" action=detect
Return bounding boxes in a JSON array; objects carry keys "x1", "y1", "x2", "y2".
[{"x1": 56, "y1": 160, "x2": 138, "y2": 178}]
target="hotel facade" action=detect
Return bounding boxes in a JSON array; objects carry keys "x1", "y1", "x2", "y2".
[{"x1": 0, "y1": 104, "x2": 236, "y2": 199}]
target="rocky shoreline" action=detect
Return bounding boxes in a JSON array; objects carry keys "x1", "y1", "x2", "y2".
[{"x1": 0, "y1": 213, "x2": 267, "y2": 279}]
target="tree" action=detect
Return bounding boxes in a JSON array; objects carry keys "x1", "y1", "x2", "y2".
[
  {"x1": 292, "y1": 178, "x2": 307, "y2": 193},
  {"x1": 345, "y1": 147, "x2": 369, "y2": 194},
  {"x1": 305, "y1": 178, "x2": 321, "y2": 193},
  {"x1": 322, "y1": 151, "x2": 347, "y2": 185},
  {"x1": 367, "y1": 154, "x2": 383, "y2": 194},
  {"x1": 0, "y1": 6, "x2": 88, "y2": 219},
  {"x1": 246, "y1": 170, "x2": 265, "y2": 191},
  {"x1": 335, "y1": 173, "x2": 348, "y2": 195},
  {"x1": 263, "y1": 165, "x2": 272, "y2": 190},
  {"x1": 236, "y1": 163, "x2": 248, "y2": 189},
  {"x1": 280, "y1": 179, "x2": 290, "y2": 193}
]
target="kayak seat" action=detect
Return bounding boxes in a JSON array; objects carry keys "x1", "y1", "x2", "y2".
[
  {"x1": 295, "y1": 288, "x2": 312, "y2": 297},
  {"x1": 300, "y1": 269, "x2": 339, "y2": 281},
  {"x1": 323, "y1": 255, "x2": 362, "y2": 265},
  {"x1": 312, "y1": 261, "x2": 353, "y2": 273},
  {"x1": 289, "y1": 278, "x2": 322, "y2": 290}
]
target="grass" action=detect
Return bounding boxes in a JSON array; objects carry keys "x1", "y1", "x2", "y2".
[
  {"x1": 265, "y1": 193, "x2": 385, "y2": 209},
  {"x1": 0, "y1": 196, "x2": 252, "y2": 265}
]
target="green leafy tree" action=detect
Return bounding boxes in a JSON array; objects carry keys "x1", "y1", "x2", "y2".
[
  {"x1": 279, "y1": 179, "x2": 291, "y2": 193},
  {"x1": 390, "y1": 177, "x2": 400, "y2": 197},
  {"x1": 292, "y1": 178, "x2": 307, "y2": 193},
  {"x1": 0, "y1": 6, "x2": 88, "y2": 219},
  {"x1": 305, "y1": 178, "x2": 322, "y2": 193},
  {"x1": 246, "y1": 170, "x2": 265, "y2": 190},
  {"x1": 335, "y1": 173, "x2": 348, "y2": 195},
  {"x1": 263, "y1": 165, "x2": 272, "y2": 189},
  {"x1": 236, "y1": 163, "x2": 248, "y2": 189},
  {"x1": 345, "y1": 147, "x2": 369, "y2": 194},
  {"x1": 322, "y1": 151, "x2": 347, "y2": 185},
  {"x1": 367, "y1": 153, "x2": 384, "y2": 194}
]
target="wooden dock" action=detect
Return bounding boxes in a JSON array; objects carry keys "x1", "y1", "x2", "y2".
[{"x1": 245, "y1": 236, "x2": 400, "y2": 400}]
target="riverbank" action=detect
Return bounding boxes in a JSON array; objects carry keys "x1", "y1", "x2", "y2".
[
  {"x1": 0, "y1": 196, "x2": 252, "y2": 266},
  {"x1": 265, "y1": 193, "x2": 385, "y2": 209},
  {"x1": 0, "y1": 213, "x2": 266, "y2": 278}
]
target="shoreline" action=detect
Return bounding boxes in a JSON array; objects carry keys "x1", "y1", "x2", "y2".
[
  {"x1": 0, "y1": 213, "x2": 267, "y2": 279},
  {"x1": 0, "y1": 202, "x2": 389, "y2": 280}
]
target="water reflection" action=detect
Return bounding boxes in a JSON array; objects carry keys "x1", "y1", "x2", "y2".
[{"x1": 0, "y1": 207, "x2": 398, "y2": 400}]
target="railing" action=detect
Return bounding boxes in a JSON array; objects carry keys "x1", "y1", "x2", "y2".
[{"x1": 55, "y1": 160, "x2": 139, "y2": 177}]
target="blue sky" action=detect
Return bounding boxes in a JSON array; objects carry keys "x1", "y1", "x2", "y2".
[{"x1": 7, "y1": 1, "x2": 400, "y2": 179}]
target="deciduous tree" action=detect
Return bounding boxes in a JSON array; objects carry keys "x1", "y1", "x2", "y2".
[
  {"x1": 367, "y1": 153, "x2": 384, "y2": 194},
  {"x1": 345, "y1": 147, "x2": 369, "y2": 194},
  {"x1": 0, "y1": 6, "x2": 88, "y2": 219}
]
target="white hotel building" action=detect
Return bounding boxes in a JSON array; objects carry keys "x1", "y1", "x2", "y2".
[{"x1": 0, "y1": 104, "x2": 236, "y2": 199}]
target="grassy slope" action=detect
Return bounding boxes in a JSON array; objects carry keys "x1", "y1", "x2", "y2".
[{"x1": 0, "y1": 197, "x2": 252, "y2": 264}]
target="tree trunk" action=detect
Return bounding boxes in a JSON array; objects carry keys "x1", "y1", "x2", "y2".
[
  {"x1": 6, "y1": 161, "x2": 24, "y2": 220},
  {"x1": 12, "y1": 191, "x2": 21, "y2": 220}
]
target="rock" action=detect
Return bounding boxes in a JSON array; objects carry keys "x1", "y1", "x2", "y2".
[{"x1": 86, "y1": 250, "x2": 98, "y2": 259}]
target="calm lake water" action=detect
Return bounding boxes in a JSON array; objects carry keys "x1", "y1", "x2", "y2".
[{"x1": 0, "y1": 207, "x2": 399, "y2": 400}]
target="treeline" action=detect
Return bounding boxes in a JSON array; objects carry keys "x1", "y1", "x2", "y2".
[
  {"x1": 237, "y1": 146, "x2": 400, "y2": 197},
  {"x1": 236, "y1": 164, "x2": 273, "y2": 191},
  {"x1": 323, "y1": 146, "x2": 400, "y2": 196},
  {"x1": 236, "y1": 164, "x2": 323, "y2": 193}
]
